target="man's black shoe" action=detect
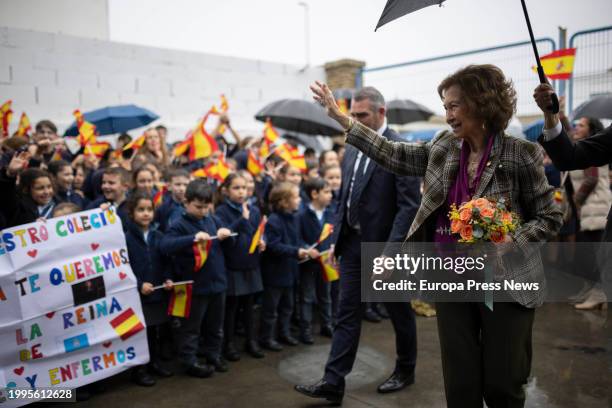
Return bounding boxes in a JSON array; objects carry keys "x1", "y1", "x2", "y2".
[
  {"x1": 377, "y1": 371, "x2": 415, "y2": 393},
  {"x1": 295, "y1": 380, "x2": 344, "y2": 405},
  {"x1": 185, "y1": 362, "x2": 214, "y2": 378}
]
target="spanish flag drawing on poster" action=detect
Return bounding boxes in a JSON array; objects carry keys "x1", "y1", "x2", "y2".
[
  {"x1": 318, "y1": 251, "x2": 339, "y2": 282},
  {"x1": 167, "y1": 283, "x2": 193, "y2": 318},
  {"x1": 193, "y1": 240, "x2": 212, "y2": 271},
  {"x1": 249, "y1": 217, "x2": 267, "y2": 254},
  {"x1": 109, "y1": 308, "x2": 145, "y2": 341},
  {"x1": 533, "y1": 48, "x2": 577, "y2": 80}
]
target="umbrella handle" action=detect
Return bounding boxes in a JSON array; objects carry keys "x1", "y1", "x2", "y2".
[{"x1": 537, "y1": 66, "x2": 560, "y2": 114}]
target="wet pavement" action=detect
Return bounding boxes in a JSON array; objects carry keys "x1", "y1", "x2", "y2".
[{"x1": 52, "y1": 303, "x2": 610, "y2": 408}]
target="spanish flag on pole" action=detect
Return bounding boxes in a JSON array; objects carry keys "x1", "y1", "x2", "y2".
[
  {"x1": 193, "y1": 240, "x2": 212, "y2": 272},
  {"x1": 249, "y1": 217, "x2": 267, "y2": 254},
  {"x1": 247, "y1": 149, "x2": 264, "y2": 176},
  {"x1": 317, "y1": 223, "x2": 334, "y2": 244},
  {"x1": 318, "y1": 251, "x2": 339, "y2": 282},
  {"x1": 123, "y1": 133, "x2": 146, "y2": 151},
  {"x1": 16, "y1": 112, "x2": 31, "y2": 138},
  {"x1": 167, "y1": 283, "x2": 193, "y2": 318},
  {"x1": 337, "y1": 98, "x2": 349, "y2": 115},
  {"x1": 1, "y1": 100, "x2": 13, "y2": 137},
  {"x1": 172, "y1": 134, "x2": 192, "y2": 157},
  {"x1": 73, "y1": 110, "x2": 97, "y2": 147},
  {"x1": 263, "y1": 118, "x2": 279, "y2": 144},
  {"x1": 533, "y1": 48, "x2": 577, "y2": 80},
  {"x1": 203, "y1": 157, "x2": 230, "y2": 182},
  {"x1": 153, "y1": 185, "x2": 167, "y2": 208},
  {"x1": 189, "y1": 112, "x2": 219, "y2": 160},
  {"x1": 217, "y1": 94, "x2": 229, "y2": 135},
  {"x1": 109, "y1": 308, "x2": 145, "y2": 341}
]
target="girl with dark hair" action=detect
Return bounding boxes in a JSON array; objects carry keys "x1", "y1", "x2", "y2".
[{"x1": 47, "y1": 159, "x2": 87, "y2": 209}]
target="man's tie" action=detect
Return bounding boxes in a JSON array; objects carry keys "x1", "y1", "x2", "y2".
[{"x1": 347, "y1": 153, "x2": 368, "y2": 227}]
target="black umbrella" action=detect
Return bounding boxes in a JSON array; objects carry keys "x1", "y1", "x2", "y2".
[
  {"x1": 570, "y1": 94, "x2": 612, "y2": 120},
  {"x1": 375, "y1": 0, "x2": 559, "y2": 113},
  {"x1": 386, "y1": 99, "x2": 434, "y2": 124},
  {"x1": 255, "y1": 99, "x2": 344, "y2": 136}
]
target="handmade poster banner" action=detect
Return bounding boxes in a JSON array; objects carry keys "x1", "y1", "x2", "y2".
[{"x1": 0, "y1": 208, "x2": 149, "y2": 407}]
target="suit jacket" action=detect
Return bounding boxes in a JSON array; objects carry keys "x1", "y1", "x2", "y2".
[
  {"x1": 347, "y1": 122, "x2": 563, "y2": 307},
  {"x1": 539, "y1": 126, "x2": 612, "y2": 242},
  {"x1": 332, "y1": 126, "x2": 421, "y2": 256}
]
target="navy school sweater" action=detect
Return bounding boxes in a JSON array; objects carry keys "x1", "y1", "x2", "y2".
[{"x1": 261, "y1": 211, "x2": 301, "y2": 288}]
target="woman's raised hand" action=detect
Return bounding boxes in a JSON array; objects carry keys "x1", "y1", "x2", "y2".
[{"x1": 310, "y1": 81, "x2": 351, "y2": 130}]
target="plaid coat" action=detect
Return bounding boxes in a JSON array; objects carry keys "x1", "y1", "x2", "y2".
[{"x1": 346, "y1": 122, "x2": 563, "y2": 307}]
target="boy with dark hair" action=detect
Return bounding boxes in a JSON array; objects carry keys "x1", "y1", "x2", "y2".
[
  {"x1": 160, "y1": 179, "x2": 233, "y2": 377},
  {"x1": 155, "y1": 168, "x2": 190, "y2": 232},
  {"x1": 297, "y1": 178, "x2": 335, "y2": 344}
]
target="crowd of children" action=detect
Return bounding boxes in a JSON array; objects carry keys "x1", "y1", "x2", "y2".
[{"x1": 0, "y1": 116, "x2": 346, "y2": 396}]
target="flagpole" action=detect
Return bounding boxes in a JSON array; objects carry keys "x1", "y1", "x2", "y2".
[
  {"x1": 152, "y1": 280, "x2": 194, "y2": 291},
  {"x1": 298, "y1": 249, "x2": 330, "y2": 264},
  {"x1": 194, "y1": 232, "x2": 239, "y2": 242}
]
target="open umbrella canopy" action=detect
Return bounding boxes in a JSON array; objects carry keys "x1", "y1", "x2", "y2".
[
  {"x1": 375, "y1": 0, "x2": 446, "y2": 31},
  {"x1": 64, "y1": 104, "x2": 159, "y2": 136},
  {"x1": 570, "y1": 94, "x2": 612, "y2": 120},
  {"x1": 386, "y1": 99, "x2": 434, "y2": 125},
  {"x1": 523, "y1": 119, "x2": 544, "y2": 142},
  {"x1": 255, "y1": 99, "x2": 344, "y2": 136},
  {"x1": 398, "y1": 128, "x2": 443, "y2": 143}
]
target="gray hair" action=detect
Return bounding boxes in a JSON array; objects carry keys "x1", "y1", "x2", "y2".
[{"x1": 353, "y1": 86, "x2": 385, "y2": 111}]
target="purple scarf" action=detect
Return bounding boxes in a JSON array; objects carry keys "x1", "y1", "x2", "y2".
[{"x1": 434, "y1": 135, "x2": 495, "y2": 243}]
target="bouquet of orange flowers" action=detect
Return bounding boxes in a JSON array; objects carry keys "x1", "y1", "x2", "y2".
[{"x1": 448, "y1": 197, "x2": 520, "y2": 243}]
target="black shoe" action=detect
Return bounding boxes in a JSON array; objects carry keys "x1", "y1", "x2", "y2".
[
  {"x1": 185, "y1": 362, "x2": 214, "y2": 378},
  {"x1": 295, "y1": 379, "x2": 344, "y2": 405},
  {"x1": 148, "y1": 362, "x2": 174, "y2": 377},
  {"x1": 260, "y1": 339, "x2": 284, "y2": 351},
  {"x1": 279, "y1": 334, "x2": 299, "y2": 346},
  {"x1": 375, "y1": 303, "x2": 390, "y2": 319},
  {"x1": 300, "y1": 330, "x2": 314, "y2": 345},
  {"x1": 320, "y1": 325, "x2": 333, "y2": 338},
  {"x1": 131, "y1": 366, "x2": 156, "y2": 387},
  {"x1": 224, "y1": 342, "x2": 241, "y2": 362},
  {"x1": 377, "y1": 371, "x2": 415, "y2": 394},
  {"x1": 364, "y1": 308, "x2": 382, "y2": 323},
  {"x1": 207, "y1": 357, "x2": 229, "y2": 373},
  {"x1": 246, "y1": 340, "x2": 265, "y2": 358}
]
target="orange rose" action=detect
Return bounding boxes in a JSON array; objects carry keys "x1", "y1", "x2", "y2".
[
  {"x1": 473, "y1": 198, "x2": 490, "y2": 211},
  {"x1": 459, "y1": 208, "x2": 472, "y2": 222},
  {"x1": 460, "y1": 224, "x2": 473, "y2": 241},
  {"x1": 490, "y1": 229, "x2": 505, "y2": 243},
  {"x1": 480, "y1": 207, "x2": 495, "y2": 219},
  {"x1": 501, "y1": 212, "x2": 513, "y2": 224},
  {"x1": 451, "y1": 219, "x2": 463, "y2": 234}
]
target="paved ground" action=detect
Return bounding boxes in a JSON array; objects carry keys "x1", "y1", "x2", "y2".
[{"x1": 51, "y1": 303, "x2": 610, "y2": 408}]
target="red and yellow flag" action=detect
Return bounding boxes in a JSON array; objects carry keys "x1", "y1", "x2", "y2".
[
  {"x1": 73, "y1": 110, "x2": 97, "y2": 146},
  {"x1": 167, "y1": 283, "x2": 193, "y2": 318},
  {"x1": 318, "y1": 251, "x2": 339, "y2": 282},
  {"x1": 1, "y1": 100, "x2": 13, "y2": 137},
  {"x1": 50, "y1": 146, "x2": 63, "y2": 161},
  {"x1": 193, "y1": 240, "x2": 212, "y2": 271},
  {"x1": 249, "y1": 217, "x2": 267, "y2": 254},
  {"x1": 533, "y1": 48, "x2": 577, "y2": 80},
  {"x1": 172, "y1": 134, "x2": 192, "y2": 157},
  {"x1": 275, "y1": 143, "x2": 306, "y2": 172},
  {"x1": 263, "y1": 118, "x2": 279, "y2": 144},
  {"x1": 317, "y1": 223, "x2": 334, "y2": 244},
  {"x1": 16, "y1": 112, "x2": 31, "y2": 138},
  {"x1": 109, "y1": 308, "x2": 145, "y2": 341},
  {"x1": 203, "y1": 157, "x2": 230, "y2": 182},
  {"x1": 123, "y1": 133, "x2": 146, "y2": 151},
  {"x1": 153, "y1": 185, "x2": 167, "y2": 208},
  {"x1": 337, "y1": 98, "x2": 349, "y2": 115},
  {"x1": 189, "y1": 111, "x2": 220, "y2": 160},
  {"x1": 247, "y1": 149, "x2": 264, "y2": 176},
  {"x1": 84, "y1": 141, "x2": 110, "y2": 158}
]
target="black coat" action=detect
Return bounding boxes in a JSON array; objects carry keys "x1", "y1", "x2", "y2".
[
  {"x1": 539, "y1": 126, "x2": 612, "y2": 241},
  {"x1": 331, "y1": 126, "x2": 422, "y2": 255},
  {"x1": 261, "y1": 211, "x2": 300, "y2": 287}
]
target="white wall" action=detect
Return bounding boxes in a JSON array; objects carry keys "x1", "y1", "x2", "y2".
[
  {"x1": 0, "y1": 26, "x2": 325, "y2": 142},
  {"x1": 0, "y1": 0, "x2": 110, "y2": 41}
]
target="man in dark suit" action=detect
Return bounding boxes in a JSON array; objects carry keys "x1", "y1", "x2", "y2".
[
  {"x1": 534, "y1": 83, "x2": 612, "y2": 242},
  {"x1": 295, "y1": 86, "x2": 422, "y2": 404}
]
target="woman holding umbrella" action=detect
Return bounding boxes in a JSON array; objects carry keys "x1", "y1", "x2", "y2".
[{"x1": 311, "y1": 64, "x2": 562, "y2": 407}]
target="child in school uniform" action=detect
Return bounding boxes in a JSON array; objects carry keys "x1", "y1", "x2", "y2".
[
  {"x1": 155, "y1": 168, "x2": 189, "y2": 232},
  {"x1": 259, "y1": 182, "x2": 316, "y2": 351},
  {"x1": 215, "y1": 173, "x2": 266, "y2": 360},
  {"x1": 160, "y1": 179, "x2": 233, "y2": 377},
  {"x1": 124, "y1": 191, "x2": 174, "y2": 386},
  {"x1": 297, "y1": 178, "x2": 335, "y2": 344}
]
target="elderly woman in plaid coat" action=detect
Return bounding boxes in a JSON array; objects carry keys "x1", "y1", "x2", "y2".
[{"x1": 311, "y1": 64, "x2": 563, "y2": 408}]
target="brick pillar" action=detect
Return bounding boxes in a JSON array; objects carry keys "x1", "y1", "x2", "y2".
[{"x1": 324, "y1": 59, "x2": 366, "y2": 90}]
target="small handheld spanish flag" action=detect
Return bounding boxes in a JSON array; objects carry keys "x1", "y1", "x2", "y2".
[
  {"x1": 247, "y1": 149, "x2": 264, "y2": 176},
  {"x1": 317, "y1": 223, "x2": 334, "y2": 244},
  {"x1": 249, "y1": 217, "x2": 267, "y2": 254},
  {"x1": 193, "y1": 240, "x2": 212, "y2": 272},
  {"x1": 167, "y1": 283, "x2": 193, "y2": 318},
  {"x1": 109, "y1": 308, "x2": 145, "y2": 341},
  {"x1": 122, "y1": 133, "x2": 146, "y2": 151},
  {"x1": 318, "y1": 251, "x2": 339, "y2": 282},
  {"x1": 1, "y1": 100, "x2": 13, "y2": 137},
  {"x1": 16, "y1": 112, "x2": 31, "y2": 138},
  {"x1": 153, "y1": 184, "x2": 167, "y2": 209}
]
